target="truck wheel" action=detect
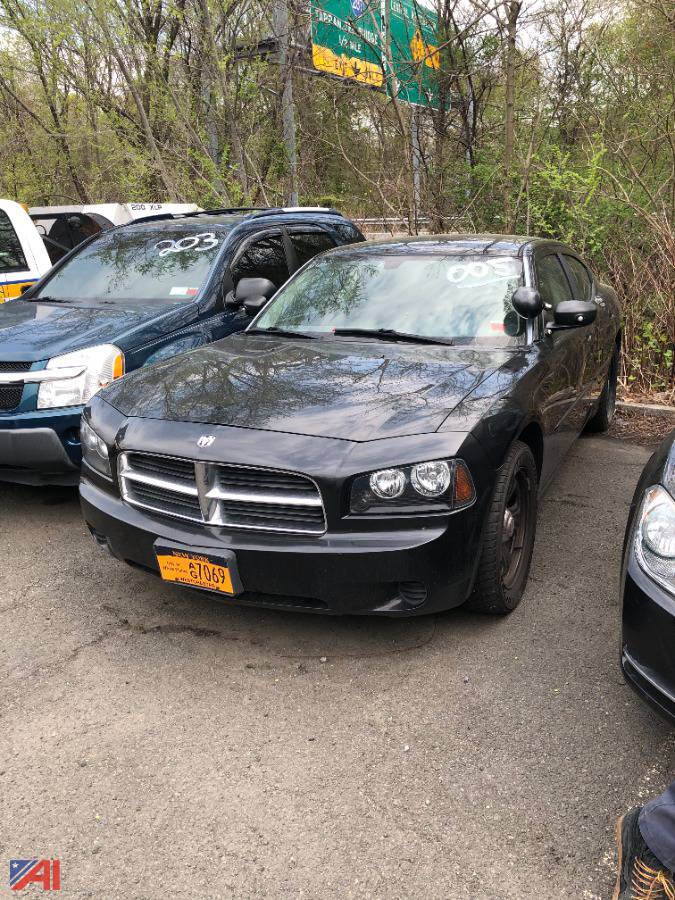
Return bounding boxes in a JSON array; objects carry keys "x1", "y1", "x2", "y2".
[
  {"x1": 466, "y1": 440, "x2": 538, "y2": 615},
  {"x1": 586, "y1": 348, "x2": 618, "y2": 433}
]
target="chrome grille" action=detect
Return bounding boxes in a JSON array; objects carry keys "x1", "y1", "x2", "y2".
[{"x1": 118, "y1": 452, "x2": 326, "y2": 535}]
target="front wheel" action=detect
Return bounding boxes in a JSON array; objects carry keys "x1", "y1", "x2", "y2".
[{"x1": 466, "y1": 441, "x2": 539, "y2": 615}]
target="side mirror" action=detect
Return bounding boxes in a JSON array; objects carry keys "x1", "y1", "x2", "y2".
[
  {"x1": 226, "y1": 277, "x2": 276, "y2": 311},
  {"x1": 244, "y1": 296, "x2": 271, "y2": 317},
  {"x1": 237, "y1": 277, "x2": 276, "y2": 301},
  {"x1": 512, "y1": 286, "x2": 543, "y2": 319},
  {"x1": 20, "y1": 284, "x2": 33, "y2": 296},
  {"x1": 551, "y1": 300, "x2": 597, "y2": 330}
]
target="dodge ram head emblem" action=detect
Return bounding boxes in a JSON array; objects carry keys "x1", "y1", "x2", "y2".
[{"x1": 197, "y1": 435, "x2": 215, "y2": 448}]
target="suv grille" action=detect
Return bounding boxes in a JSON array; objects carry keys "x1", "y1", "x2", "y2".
[
  {"x1": 0, "y1": 362, "x2": 31, "y2": 411},
  {"x1": 0, "y1": 362, "x2": 32, "y2": 372},
  {"x1": 118, "y1": 452, "x2": 326, "y2": 535}
]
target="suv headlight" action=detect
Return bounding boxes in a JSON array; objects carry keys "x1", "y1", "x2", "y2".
[
  {"x1": 634, "y1": 485, "x2": 675, "y2": 595},
  {"x1": 351, "y1": 459, "x2": 475, "y2": 514},
  {"x1": 80, "y1": 418, "x2": 112, "y2": 477},
  {"x1": 37, "y1": 344, "x2": 124, "y2": 409}
]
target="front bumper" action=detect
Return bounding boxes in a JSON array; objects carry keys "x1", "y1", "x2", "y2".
[
  {"x1": 621, "y1": 554, "x2": 675, "y2": 725},
  {"x1": 0, "y1": 408, "x2": 83, "y2": 485},
  {"x1": 80, "y1": 477, "x2": 482, "y2": 616}
]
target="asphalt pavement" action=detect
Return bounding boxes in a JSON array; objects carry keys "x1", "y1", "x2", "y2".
[{"x1": 1, "y1": 434, "x2": 672, "y2": 899}]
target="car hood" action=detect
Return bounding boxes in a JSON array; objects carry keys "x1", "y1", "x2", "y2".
[
  {"x1": 100, "y1": 333, "x2": 518, "y2": 441},
  {"x1": 0, "y1": 300, "x2": 168, "y2": 362}
]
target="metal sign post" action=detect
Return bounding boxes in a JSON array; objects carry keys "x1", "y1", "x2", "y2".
[{"x1": 411, "y1": 103, "x2": 422, "y2": 231}]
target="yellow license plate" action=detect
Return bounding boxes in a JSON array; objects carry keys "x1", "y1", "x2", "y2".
[{"x1": 156, "y1": 551, "x2": 234, "y2": 594}]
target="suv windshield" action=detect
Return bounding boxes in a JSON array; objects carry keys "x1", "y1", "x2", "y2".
[
  {"x1": 254, "y1": 252, "x2": 525, "y2": 345},
  {"x1": 33, "y1": 224, "x2": 231, "y2": 305}
]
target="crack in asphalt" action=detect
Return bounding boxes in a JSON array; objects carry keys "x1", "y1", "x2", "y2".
[{"x1": 3, "y1": 612, "x2": 225, "y2": 682}]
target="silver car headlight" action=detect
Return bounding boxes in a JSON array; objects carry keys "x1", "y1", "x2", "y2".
[
  {"x1": 634, "y1": 485, "x2": 675, "y2": 596},
  {"x1": 80, "y1": 418, "x2": 112, "y2": 477},
  {"x1": 37, "y1": 344, "x2": 124, "y2": 409}
]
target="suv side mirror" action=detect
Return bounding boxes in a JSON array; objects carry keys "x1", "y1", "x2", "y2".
[
  {"x1": 512, "y1": 286, "x2": 543, "y2": 319},
  {"x1": 226, "y1": 277, "x2": 277, "y2": 310},
  {"x1": 238, "y1": 277, "x2": 276, "y2": 301},
  {"x1": 551, "y1": 300, "x2": 597, "y2": 330}
]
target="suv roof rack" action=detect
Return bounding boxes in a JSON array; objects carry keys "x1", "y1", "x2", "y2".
[
  {"x1": 247, "y1": 206, "x2": 342, "y2": 219},
  {"x1": 126, "y1": 206, "x2": 343, "y2": 225},
  {"x1": 132, "y1": 207, "x2": 268, "y2": 225}
]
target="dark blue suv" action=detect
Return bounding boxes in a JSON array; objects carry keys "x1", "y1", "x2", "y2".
[{"x1": 0, "y1": 207, "x2": 364, "y2": 485}]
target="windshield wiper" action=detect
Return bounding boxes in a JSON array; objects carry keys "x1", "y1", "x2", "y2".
[
  {"x1": 332, "y1": 328, "x2": 454, "y2": 346},
  {"x1": 246, "y1": 326, "x2": 316, "y2": 340}
]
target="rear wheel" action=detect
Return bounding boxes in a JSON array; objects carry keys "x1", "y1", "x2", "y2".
[
  {"x1": 466, "y1": 440, "x2": 538, "y2": 615},
  {"x1": 586, "y1": 347, "x2": 618, "y2": 433}
]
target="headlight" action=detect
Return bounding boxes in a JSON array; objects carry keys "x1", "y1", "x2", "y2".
[
  {"x1": 411, "y1": 460, "x2": 452, "y2": 497},
  {"x1": 634, "y1": 485, "x2": 675, "y2": 595},
  {"x1": 80, "y1": 418, "x2": 112, "y2": 477},
  {"x1": 370, "y1": 468, "x2": 406, "y2": 499},
  {"x1": 37, "y1": 344, "x2": 124, "y2": 409},
  {"x1": 351, "y1": 459, "x2": 475, "y2": 514}
]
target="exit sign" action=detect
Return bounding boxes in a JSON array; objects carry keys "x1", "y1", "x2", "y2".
[{"x1": 310, "y1": 0, "x2": 441, "y2": 107}]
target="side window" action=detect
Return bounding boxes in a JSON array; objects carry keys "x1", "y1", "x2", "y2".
[
  {"x1": 563, "y1": 255, "x2": 593, "y2": 302},
  {"x1": 289, "y1": 230, "x2": 335, "y2": 267},
  {"x1": 332, "y1": 222, "x2": 365, "y2": 244},
  {"x1": 230, "y1": 232, "x2": 289, "y2": 289},
  {"x1": 0, "y1": 210, "x2": 28, "y2": 273},
  {"x1": 535, "y1": 254, "x2": 572, "y2": 310}
]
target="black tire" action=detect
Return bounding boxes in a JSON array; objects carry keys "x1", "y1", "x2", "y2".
[
  {"x1": 585, "y1": 348, "x2": 618, "y2": 433},
  {"x1": 466, "y1": 440, "x2": 538, "y2": 615}
]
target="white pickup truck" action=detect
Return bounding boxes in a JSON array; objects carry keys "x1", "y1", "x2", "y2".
[{"x1": 0, "y1": 200, "x2": 200, "y2": 301}]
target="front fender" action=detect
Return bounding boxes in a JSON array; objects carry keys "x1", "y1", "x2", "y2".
[{"x1": 441, "y1": 354, "x2": 542, "y2": 472}]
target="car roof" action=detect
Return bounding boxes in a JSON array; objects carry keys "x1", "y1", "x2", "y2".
[{"x1": 326, "y1": 233, "x2": 560, "y2": 257}]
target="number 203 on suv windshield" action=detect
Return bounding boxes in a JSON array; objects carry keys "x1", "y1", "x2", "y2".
[{"x1": 154, "y1": 232, "x2": 220, "y2": 257}]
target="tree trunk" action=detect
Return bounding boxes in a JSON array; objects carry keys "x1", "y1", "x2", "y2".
[{"x1": 273, "y1": 0, "x2": 298, "y2": 205}]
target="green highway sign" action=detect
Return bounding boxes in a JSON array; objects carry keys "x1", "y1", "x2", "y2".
[
  {"x1": 311, "y1": 0, "x2": 384, "y2": 88},
  {"x1": 310, "y1": 0, "x2": 440, "y2": 107},
  {"x1": 389, "y1": 0, "x2": 439, "y2": 106}
]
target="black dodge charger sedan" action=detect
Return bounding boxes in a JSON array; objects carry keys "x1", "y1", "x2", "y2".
[
  {"x1": 621, "y1": 429, "x2": 675, "y2": 723},
  {"x1": 80, "y1": 235, "x2": 621, "y2": 616}
]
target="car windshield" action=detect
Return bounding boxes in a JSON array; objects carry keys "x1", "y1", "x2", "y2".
[
  {"x1": 254, "y1": 252, "x2": 525, "y2": 345},
  {"x1": 32, "y1": 224, "x2": 231, "y2": 305}
]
